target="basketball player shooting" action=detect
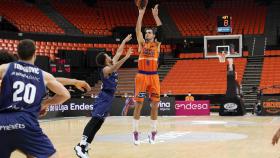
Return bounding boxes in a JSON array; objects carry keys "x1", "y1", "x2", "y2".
[
  {"x1": 74, "y1": 34, "x2": 133, "y2": 158},
  {"x1": 0, "y1": 39, "x2": 70, "y2": 158},
  {"x1": 133, "y1": 3, "x2": 163, "y2": 145}
]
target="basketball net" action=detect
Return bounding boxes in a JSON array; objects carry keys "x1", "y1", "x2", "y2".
[{"x1": 218, "y1": 53, "x2": 226, "y2": 63}]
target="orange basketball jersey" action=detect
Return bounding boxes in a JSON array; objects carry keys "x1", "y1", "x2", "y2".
[{"x1": 138, "y1": 42, "x2": 159, "y2": 72}]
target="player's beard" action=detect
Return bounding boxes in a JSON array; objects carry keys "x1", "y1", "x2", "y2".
[{"x1": 145, "y1": 38, "x2": 154, "y2": 42}]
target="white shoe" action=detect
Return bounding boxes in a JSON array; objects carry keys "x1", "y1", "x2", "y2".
[
  {"x1": 74, "y1": 144, "x2": 89, "y2": 158},
  {"x1": 133, "y1": 131, "x2": 140, "y2": 145},
  {"x1": 148, "y1": 131, "x2": 157, "y2": 144}
]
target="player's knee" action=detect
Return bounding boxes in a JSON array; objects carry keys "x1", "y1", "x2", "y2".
[
  {"x1": 92, "y1": 116, "x2": 105, "y2": 122},
  {"x1": 136, "y1": 101, "x2": 144, "y2": 106},
  {"x1": 135, "y1": 102, "x2": 143, "y2": 110},
  {"x1": 151, "y1": 104, "x2": 159, "y2": 110},
  {"x1": 150, "y1": 96, "x2": 160, "y2": 102},
  {"x1": 151, "y1": 101, "x2": 159, "y2": 105}
]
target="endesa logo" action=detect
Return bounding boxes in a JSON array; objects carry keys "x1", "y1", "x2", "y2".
[
  {"x1": 175, "y1": 103, "x2": 208, "y2": 110},
  {"x1": 175, "y1": 101, "x2": 210, "y2": 116}
]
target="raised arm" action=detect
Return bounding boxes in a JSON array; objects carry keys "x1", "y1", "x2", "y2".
[
  {"x1": 103, "y1": 48, "x2": 133, "y2": 77},
  {"x1": 152, "y1": 4, "x2": 163, "y2": 48},
  {"x1": 152, "y1": 5, "x2": 162, "y2": 27},
  {"x1": 113, "y1": 34, "x2": 132, "y2": 64},
  {"x1": 136, "y1": 8, "x2": 146, "y2": 47}
]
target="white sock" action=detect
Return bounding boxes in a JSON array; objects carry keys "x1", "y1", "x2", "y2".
[
  {"x1": 151, "y1": 120, "x2": 157, "y2": 132},
  {"x1": 133, "y1": 119, "x2": 139, "y2": 132},
  {"x1": 80, "y1": 135, "x2": 88, "y2": 146}
]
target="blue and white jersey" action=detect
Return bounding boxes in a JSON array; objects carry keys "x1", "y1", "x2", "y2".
[
  {"x1": 91, "y1": 68, "x2": 119, "y2": 118},
  {"x1": 0, "y1": 61, "x2": 46, "y2": 117},
  {"x1": 100, "y1": 68, "x2": 118, "y2": 94}
]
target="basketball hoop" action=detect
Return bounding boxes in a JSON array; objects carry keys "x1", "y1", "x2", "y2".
[{"x1": 218, "y1": 53, "x2": 226, "y2": 63}]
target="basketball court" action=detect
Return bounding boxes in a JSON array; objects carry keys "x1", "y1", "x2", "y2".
[
  {"x1": 11, "y1": 115, "x2": 280, "y2": 158},
  {"x1": 0, "y1": 0, "x2": 280, "y2": 158}
]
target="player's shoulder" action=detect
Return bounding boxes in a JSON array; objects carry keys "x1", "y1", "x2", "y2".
[
  {"x1": 0, "y1": 63, "x2": 11, "y2": 79},
  {"x1": 138, "y1": 41, "x2": 145, "y2": 46},
  {"x1": 0, "y1": 63, "x2": 10, "y2": 68},
  {"x1": 0, "y1": 63, "x2": 11, "y2": 72},
  {"x1": 42, "y1": 71, "x2": 55, "y2": 83}
]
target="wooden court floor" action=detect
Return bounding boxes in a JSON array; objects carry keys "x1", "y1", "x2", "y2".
[{"x1": 12, "y1": 115, "x2": 280, "y2": 158}]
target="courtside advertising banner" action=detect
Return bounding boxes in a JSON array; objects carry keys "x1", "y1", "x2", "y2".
[
  {"x1": 120, "y1": 97, "x2": 175, "y2": 116},
  {"x1": 42, "y1": 98, "x2": 93, "y2": 119},
  {"x1": 42, "y1": 97, "x2": 176, "y2": 119},
  {"x1": 261, "y1": 96, "x2": 280, "y2": 116},
  {"x1": 175, "y1": 100, "x2": 210, "y2": 116}
]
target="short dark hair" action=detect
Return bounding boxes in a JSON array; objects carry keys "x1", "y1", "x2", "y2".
[
  {"x1": 144, "y1": 27, "x2": 157, "y2": 35},
  {"x1": 0, "y1": 50, "x2": 16, "y2": 65},
  {"x1": 96, "y1": 52, "x2": 106, "y2": 67},
  {"x1": 17, "y1": 39, "x2": 36, "y2": 60}
]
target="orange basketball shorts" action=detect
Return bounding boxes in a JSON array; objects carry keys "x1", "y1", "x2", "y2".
[{"x1": 134, "y1": 73, "x2": 160, "y2": 102}]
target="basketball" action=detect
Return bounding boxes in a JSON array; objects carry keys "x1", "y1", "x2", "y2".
[{"x1": 135, "y1": 0, "x2": 148, "y2": 9}]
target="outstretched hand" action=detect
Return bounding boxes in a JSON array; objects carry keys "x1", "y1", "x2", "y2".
[
  {"x1": 123, "y1": 34, "x2": 132, "y2": 43},
  {"x1": 152, "y1": 4, "x2": 159, "y2": 17},
  {"x1": 74, "y1": 80, "x2": 91, "y2": 92}
]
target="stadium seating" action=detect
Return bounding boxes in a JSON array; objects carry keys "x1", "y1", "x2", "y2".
[
  {"x1": 260, "y1": 57, "x2": 280, "y2": 94},
  {"x1": 179, "y1": 51, "x2": 249, "y2": 59},
  {"x1": 264, "y1": 50, "x2": 280, "y2": 56},
  {"x1": 164, "y1": 0, "x2": 266, "y2": 36},
  {"x1": 161, "y1": 58, "x2": 247, "y2": 95},
  {"x1": 0, "y1": 0, "x2": 267, "y2": 37},
  {"x1": 0, "y1": 39, "x2": 172, "y2": 60},
  {"x1": 52, "y1": 0, "x2": 155, "y2": 36},
  {"x1": 0, "y1": 0, "x2": 64, "y2": 34},
  {"x1": 179, "y1": 53, "x2": 204, "y2": 59}
]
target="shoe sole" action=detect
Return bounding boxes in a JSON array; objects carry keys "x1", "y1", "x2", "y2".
[{"x1": 74, "y1": 146, "x2": 84, "y2": 158}]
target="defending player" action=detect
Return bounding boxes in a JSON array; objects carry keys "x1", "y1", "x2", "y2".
[{"x1": 74, "y1": 34, "x2": 133, "y2": 158}]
